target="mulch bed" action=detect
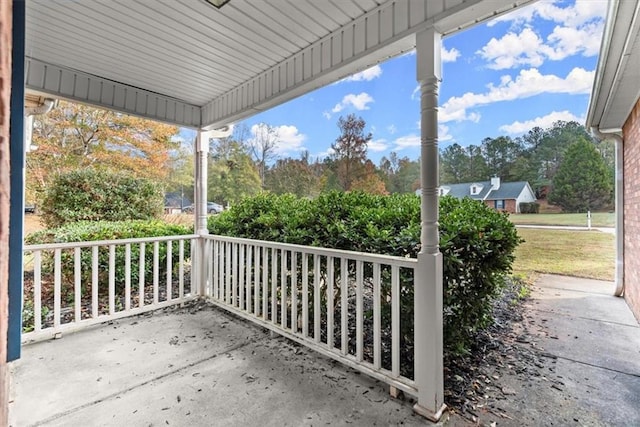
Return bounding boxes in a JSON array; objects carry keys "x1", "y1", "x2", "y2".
[{"x1": 443, "y1": 278, "x2": 559, "y2": 424}]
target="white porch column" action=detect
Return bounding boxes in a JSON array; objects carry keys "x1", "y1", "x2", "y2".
[
  {"x1": 413, "y1": 27, "x2": 446, "y2": 421},
  {"x1": 195, "y1": 130, "x2": 211, "y2": 235},
  {"x1": 194, "y1": 130, "x2": 211, "y2": 296}
]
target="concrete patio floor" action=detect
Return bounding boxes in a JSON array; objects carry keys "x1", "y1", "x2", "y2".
[
  {"x1": 9, "y1": 301, "x2": 427, "y2": 427},
  {"x1": 9, "y1": 274, "x2": 640, "y2": 426}
]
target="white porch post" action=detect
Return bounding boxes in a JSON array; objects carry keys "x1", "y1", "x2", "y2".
[
  {"x1": 194, "y1": 130, "x2": 210, "y2": 296},
  {"x1": 413, "y1": 27, "x2": 446, "y2": 421}
]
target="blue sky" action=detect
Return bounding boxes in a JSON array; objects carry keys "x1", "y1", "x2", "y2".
[{"x1": 185, "y1": 0, "x2": 607, "y2": 165}]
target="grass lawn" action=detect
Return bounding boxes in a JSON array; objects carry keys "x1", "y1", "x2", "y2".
[
  {"x1": 509, "y1": 212, "x2": 615, "y2": 228},
  {"x1": 513, "y1": 228, "x2": 615, "y2": 281}
]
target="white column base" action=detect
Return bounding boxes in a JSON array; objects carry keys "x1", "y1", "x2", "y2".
[{"x1": 413, "y1": 402, "x2": 447, "y2": 422}]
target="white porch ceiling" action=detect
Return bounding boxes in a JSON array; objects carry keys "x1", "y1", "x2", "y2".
[
  {"x1": 25, "y1": 0, "x2": 534, "y2": 129},
  {"x1": 587, "y1": 0, "x2": 640, "y2": 133}
]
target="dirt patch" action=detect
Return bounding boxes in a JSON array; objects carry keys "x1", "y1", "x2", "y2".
[{"x1": 23, "y1": 214, "x2": 44, "y2": 235}]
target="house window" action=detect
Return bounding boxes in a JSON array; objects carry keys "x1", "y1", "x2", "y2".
[{"x1": 495, "y1": 200, "x2": 505, "y2": 209}]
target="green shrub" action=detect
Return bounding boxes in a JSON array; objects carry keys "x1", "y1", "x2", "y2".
[
  {"x1": 519, "y1": 202, "x2": 540, "y2": 213},
  {"x1": 40, "y1": 169, "x2": 164, "y2": 228},
  {"x1": 26, "y1": 220, "x2": 192, "y2": 294},
  {"x1": 209, "y1": 192, "x2": 521, "y2": 354}
]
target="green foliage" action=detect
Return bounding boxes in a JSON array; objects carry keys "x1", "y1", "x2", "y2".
[
  {"x1": 208, "y1": 192, "x2": 520, "y2": 354},
  {"x1": 208, "y1": 138, "x2": 262, "y2": 205},
  {"x1": 40, "y1": 169, "x2": 164, "y2": 228},
  {"x1": 439, "y1": 196, "x2": 521, "y2": 352},
  {"x1": 265, "y1": 153, "x2": 321, "y2": 198},
  {"x1": 26, "y1": 220, "x2": 192, "y2": 294},
  {"x1": 549, "y1": 138, "x2": 612, "y2": 212},
  {"x1": 519, "y1": 202, "x2": 540, "y2": 213}
]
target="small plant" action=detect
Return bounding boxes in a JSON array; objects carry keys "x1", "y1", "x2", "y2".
[{"x1": 22, "y1": 300, "x2": 49, "y2": 333}]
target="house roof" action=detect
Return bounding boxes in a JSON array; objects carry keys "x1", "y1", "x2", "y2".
[
  {"x1": 24, "y1": 0, "x2": 534, "y2": 130},
  {"x1": 441, "y1": 180, "x2": 531, "y2": 200},
  {"x1": 586, "y1": 0, "x2": 640, "y2": 132}
]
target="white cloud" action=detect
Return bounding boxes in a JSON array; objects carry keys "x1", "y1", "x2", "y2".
[
  {"x1": 249, "y1": 123, "x2": 306, "y2": 156},
  {"x1": 314, "y1": 147, "x2": 335, "y2": 160},
  {"x1": 387, "y1": 124, "x2": 397, "y2": 134},
  {"x1": 368, "y1": 138, "x2": 389, "y2": 152},
  {"x1": 442, "y1": 46, "x2": 461, "y2": 63},
  {"x1": 322, "y1": 111, "x2": 331, "y2": 120},
  {"x1": 393, "y1": 134, "x2": 421, "y2": 150},
  {"x1": 480, "y1": 1, "x2": 605, "y2": 69},
  {"x1": 439, "y1": 67, "x2": 594, "y2": 123},
  {"x1": 331, "y1": 92, "x2": 374, "y2": 113},
  {"x1": 478, "y1": 27, "x2": 546, "y2": 69},
  {"x1": 411, "y1": 85, "x2": 420, "y2": 101},
  {"x1": 341, "y1": 65, "x2": 382, "y2": 82},
  {"x1": 488, "y1": 0, "x2": 606, "y2": 28},
  {"x1": 499, "y1": 110, "x2": 584, "y2": 134},
  {"x1": 478, "y1": 22, "x2": 604, "y2": 69},
  {"x1": 439, "y1": 124, "x2": 453, "y2": 142}
]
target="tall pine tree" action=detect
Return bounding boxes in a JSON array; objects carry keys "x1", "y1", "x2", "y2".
[{"x1": 548, "y1": 138, "x2": 612, "y2": 212}]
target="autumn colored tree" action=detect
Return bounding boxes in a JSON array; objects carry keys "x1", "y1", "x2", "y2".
[
  {"x1": 27, "y1": 101, "x2": 179, "y2": 201},
  {"x1": 351, "y1": 160, "x2": 388, "y2": 195},
  {"x1": 330, "y1": 114, "x2": 372, "y2": 191}
]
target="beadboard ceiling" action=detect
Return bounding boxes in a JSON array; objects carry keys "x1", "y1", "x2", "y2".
[{"x1": 25, "y1": 0, "x2": 534, "y2": 128}]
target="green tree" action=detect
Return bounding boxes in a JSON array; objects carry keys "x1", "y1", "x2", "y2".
[
  {"x1": 265, "y1": 152, "x2": 321, "y2": 197},
  {"x1": 440, "y1": 144, "x2": 468, "y2": 183},
  {"x1": 481, "y1": 136, "x2": 522, "y2": 180},
  {"x1": 208, "y1": 138, "x2": 261, "y2": 206},
  {"x1": 548, "y1": 138, "x2": 612, "y2": 212},
  {"x1": 380, "y1": 152, "x2": 420, "y2": 193}
]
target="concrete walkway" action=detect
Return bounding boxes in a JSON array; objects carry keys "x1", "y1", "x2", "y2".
[
  {"x1": 515, "y1": 224, "x2": 616, "y2": 234},
  {"x1": 458, "y1": 274, "x2": 640, "y2": 426},
  {"x1": 9, "y1": 275, "x2": 640, "y2": 426}
]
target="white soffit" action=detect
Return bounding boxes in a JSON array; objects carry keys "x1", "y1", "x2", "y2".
[
  {"x1": 25, "y1": 0, "x2": 534, "y2": 129},
  {"x1": 587, "y1": 0, "x2": 640, "y2": 132}
]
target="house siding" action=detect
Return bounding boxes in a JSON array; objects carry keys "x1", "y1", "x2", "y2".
[
  {"x1": 623, "y1": 98, "x2": 640, "y2": 323},
  {"x1": 0, "y1": 0, "x2": 12, "y2": 423}
]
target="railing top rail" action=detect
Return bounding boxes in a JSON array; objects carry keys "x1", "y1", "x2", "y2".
[
  {"x1": 24, "y1": 234, "x2": 199, "y2": 251},
  {"x1": 203, "y1": 234, "x2": 418, "y2": 267}
]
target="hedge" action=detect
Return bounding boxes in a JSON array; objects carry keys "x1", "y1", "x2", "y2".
[
  {"x1": 40, "y1": 169, "x2": 164, "y2": 228},
  {"x1": 26, "y1": 220, "x2": 192, "y2": 294},
  {"x1": 209, "y1": 191, "x2": 521, "y2": 354}
]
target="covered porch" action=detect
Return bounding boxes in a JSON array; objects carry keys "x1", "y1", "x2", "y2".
[{"x1": 9, "y1": 0, "x2": 535, "y2": 423}]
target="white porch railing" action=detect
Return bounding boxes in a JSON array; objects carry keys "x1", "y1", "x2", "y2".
[
  {"x1": 22, "y1": 235, "x2": 198, "y2": 343},
  {"x1": 21, "y1": 234, "x2": 428, "y2": 400},
  {"x1": 201, "y1": 235, "x2": 419, "y2": 395}
]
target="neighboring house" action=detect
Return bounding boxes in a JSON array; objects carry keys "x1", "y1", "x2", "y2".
[
  {"x1": 164, "y1": 192, "x2": 191, "y2": 214},
  {"x1": 420, "y1": 177, "x2": 536, "y2": 213},
  {"x1": 586, "y1": 0, "x2": 640, "y2": 321}
]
